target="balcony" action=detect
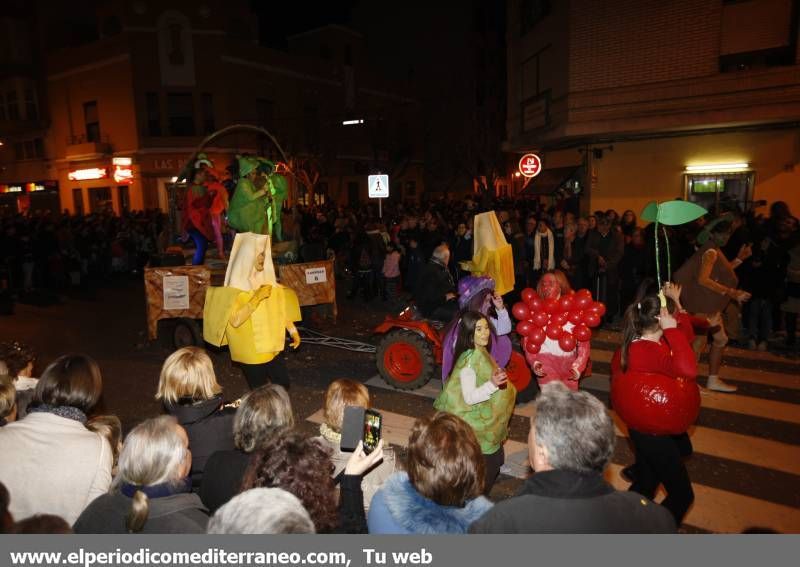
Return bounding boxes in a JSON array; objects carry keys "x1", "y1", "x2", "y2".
[{"x1": 65, "y1": 133, "x2": 112, "y2": 159}]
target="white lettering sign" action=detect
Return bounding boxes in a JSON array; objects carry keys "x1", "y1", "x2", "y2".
[
  {"x1": 305, "y1": 267, "x2": 327, "y2": 284},
  {"x1": 162, "y1": 275, "x2": 190, "y2": 310}
]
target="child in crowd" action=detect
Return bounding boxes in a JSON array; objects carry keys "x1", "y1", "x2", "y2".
[{"x1": 382, "y1": 242, "x2": 402, "y2": 306}]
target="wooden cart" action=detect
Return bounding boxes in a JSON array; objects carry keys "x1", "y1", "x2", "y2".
[
  {"x1": 277, "y1": 259, "x2": 337, "y2": 322},
  {"x1": 144, "y1": 265, "x2": 213, "y2": 347}
]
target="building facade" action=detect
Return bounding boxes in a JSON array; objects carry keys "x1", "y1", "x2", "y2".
[
  {"x1": 505, "y1": 0, "x2": 800, "y2": 215},
  {"x1": 0, "y1": 0, "x2": 424, "y2": 216}
]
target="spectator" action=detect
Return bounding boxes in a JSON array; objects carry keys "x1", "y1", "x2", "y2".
[
  {"x1": 200, "y1": 384, "x2": 294, "y2": 513},
  {"x1": 0, "y1": 354, "x2": 112, "y2": 525},
  {"x1": 782, "y1": 236, "x2": 800, "y2": 348},
  {"x1": 451, "y1": 220, "x2": 473, "y2": 281},
  {"x1": 368, "y1": 412, "x2": 492, "y2": 534},
  {"x1": 74, "y1": 416, "x2": 207, "y2": 533},
  {"x1": 86, "y1": 415, "x2": 123, "y2": 476},
  {"x1": 563, "y1": 217, "x2": 591, "y2": 290},
  {"x1": 314, "y1": 379, "x2": 395, "y2": 510},
  {"x1": 0, "y1": 341, "x2": 37, "y2": 419},
  {"x1": 0, "y1": 376, "x2": 16, "y2": 426},
  {"x1": 469, "y1": 383, "x2": 676, "y2": 533},
  {"x1": 618, "y1": 227, "x2": 648, "y2": 313},
  {"x1": 530, "y1": 217, "x2": 556, "y2": 288},
  {"x1": 11, "y1": 514, "x2": 73, "y2": 534},
  {"x1": 382, "y1": 242, "x2": 402, "y2": 305},
  {"x1": 0, "y1": 482, "x2": 13, "y2": 532},
  {"x1": 207, "y1": 488, "x2": 315, "y2": 534},
  {"x1": 620, "y1": 210, "x2": 638, "y2": 243},
  {"x1": 156, "y1": 347, "x2": 236, "y2": 488},
  {"x1": 586, "y1": 215, "x2": 625, "y2": 324}
]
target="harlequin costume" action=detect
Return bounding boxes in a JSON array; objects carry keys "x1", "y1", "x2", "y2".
[{"x1": 203, "y1": 233, "x2": 301, "y2": 389}]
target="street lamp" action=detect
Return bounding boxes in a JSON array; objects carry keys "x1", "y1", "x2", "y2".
[{"x1": 342, "y1": 119, "x2": 365, "y2": 125}]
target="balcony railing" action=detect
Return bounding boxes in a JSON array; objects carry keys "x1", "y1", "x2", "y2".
[{"x1": 65, "y1": 133, "x2": 112, "y2": 158}]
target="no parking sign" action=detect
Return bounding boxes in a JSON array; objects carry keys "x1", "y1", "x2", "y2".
[{"x1": 518, "y1": 153, "x2": 542, "y2": 178}]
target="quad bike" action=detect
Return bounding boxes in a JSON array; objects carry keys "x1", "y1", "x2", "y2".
[{"x1": 374, "y1": 306, "x2": 531, "y2": 391}]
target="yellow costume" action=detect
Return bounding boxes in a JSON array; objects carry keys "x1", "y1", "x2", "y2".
[
  {"x1": 460, "y1": 211, "x2": 515, "y2": 296},
  {"x1": 204, "y1": 233, "x2": 301, "y2": 364}
]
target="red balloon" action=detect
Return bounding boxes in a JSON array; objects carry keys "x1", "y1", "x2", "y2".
[
  {"x1": 528, "y1": 296, "x2": 544, "y2": 313},
  {"x1": 559, "y1": 295, "x2": 574, "y2": 312},
  {"x1": 524, "y1": 339, "x2": 541, "y2": 355},
  {"x1": 568, "y1": 310, "x2": 584, "y2": 324},
  {"x1": 512, "y1": 302, "x2": 531, "y2": 321},
  {"x1": 544, "y1": 298, "x2": 560, "y2": 314},
  {"x1": 516, "y1": 320, "x2": 534, "y2": 336},
  {"x1": 589, "y1": 302, "x2": 606, "y2": 317},
  {"x1": 573, "y1": 324, "x2": 592, "y2": 342},
  {"x1": 575, "y1": 295, "x2": 592, "y2": 310},
  {"x1": 584, "y1": 313, "x2": 602, "y2": 328},
  {"x1": 521, "y1": 288, "x2": 537, "y2": 303},
  {"x1": 552, "y1": 312, "x2": 568, "y2": 325},
  {"x1": 529, "y1": 327, "x2": 546, "y2": 345},
  {"x1": 546, "y1": 323, "x2": 564, "y2": 340},
  {"x1": 577, "y1": 288, "x2": 593, "y2": 301},
  {"x1": 532, "y1": 311, "x2": 549, "y2": 327},
  {"x1": 559, "y1": 333, "x2": 577, "y2": 352}
]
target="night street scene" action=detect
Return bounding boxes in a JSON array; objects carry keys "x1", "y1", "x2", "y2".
[{"x1": 2, "y1": 0, "x2": 800, "y2": 539}]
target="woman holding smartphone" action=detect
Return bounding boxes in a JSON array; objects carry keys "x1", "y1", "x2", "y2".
[{"x1": 434, "y1": 311, "x2": 517, "y2": 493}]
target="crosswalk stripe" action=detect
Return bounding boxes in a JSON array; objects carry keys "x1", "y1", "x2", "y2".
[
  {"x1": 590, "y1": 348, "x2": 800, "y2": 391},
  {"x1": 306, "y1": 406, "x2": 800, "y2": 533}
]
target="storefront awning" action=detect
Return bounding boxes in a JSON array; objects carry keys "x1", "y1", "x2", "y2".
[{"x1": 521, "y1": 166, "x2": 581, "y2": 195}]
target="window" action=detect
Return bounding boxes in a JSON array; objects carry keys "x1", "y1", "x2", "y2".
[
  {"x1": 146, "y1": 92, "x2": 161, "y2": 136},
  {"x1": 719, "y1": 0, "x2": 796, "y2": 71},
  {"x1": 520, "y1": 0, "x2": 550, "y2": 36},
  {"x1": 24, "y1": 88, "x2": 37, "y2": 120},
  {"x1": 256, "y1": 98, "x2": 274, "y2": 128},
  {"x1": 13, "y1": 143, "x2": 23, "y2": 160},
  {"x1": 686, "y1": 172, "x2": 754, "y2": 211},
  {"x1": 6, "y1": 90, "x2": 19, "y2": 120},
  {"x1": 167, "y1": 93, "x2": 195, "y2": 136},
  {"x1": 167, "y1": 23, "x2": 185, "y2": 65},
  {"x1": 89, "y1": 187, "x2": 112, "y2": 214},
  {"x1": 84, "y1": 101, "x2": 100, "y2": 142},
  {"x1": 33, "y1": 138, "x2": 44, "y2": 158},
  {"x1": 201, "y1": 93, "x2": 214, "y2": 134}
]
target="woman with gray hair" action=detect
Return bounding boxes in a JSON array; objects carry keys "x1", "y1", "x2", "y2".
[
  {"x1": 207, "y1": 488, "x2": 315, "y2": 534},
  {"x1": 469, "y1": 383, "x2": 675, "y2": 533},
  {"x1": 74, "y1": 416, "x2": 208, "y2": 533},
  {"x1": 200, "y1": 384, "x2": 293, "y2": 512}
]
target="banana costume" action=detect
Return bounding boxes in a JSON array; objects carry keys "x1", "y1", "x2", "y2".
[
  {"x1": 459, "y1": 211, "x2": 515, "y2": 296},
  {"x1": 204, "y1": 233, "x2": 301, "y2": 365}
]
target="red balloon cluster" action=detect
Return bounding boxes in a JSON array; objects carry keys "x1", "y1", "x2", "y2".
[{"x1": 512, "y1": 288, "x2": 604, "y2": 355}]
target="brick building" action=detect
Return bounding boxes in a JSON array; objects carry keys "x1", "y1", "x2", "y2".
[
  {"x1": 506, "y1": 0, "x2": 800, "y2": 216},
  {"x1": 0, "y1": 0, "x2": 424, "y2": 215}
]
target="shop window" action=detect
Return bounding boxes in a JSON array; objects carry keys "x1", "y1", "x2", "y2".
[
  {"x1": 167, "y1": 93, "x2": 195, "y2": 136},
  {"x1": 146, "y1": 92, "x2": 162, "y2": 136},
  {"x1": 118, "y1": 185, "x2": 130, "y2": 213},
  {"x1": 89, "y1": 186, "x2": 112, "y2": 214},
  {"x1": 73, "y1": 188, "x2": 84, "y2": 216},
  {"x1": 686, "y1": 172, "x2": 754, "y2": 211},
  {"x1": 201, "y1": 93, "x2": 215, "y2": 134},
  {"x1": 24, "y1": 88, "x2": 37, "y2": 120},
  {"x1": 84, "y1": 101, "x2": 100, "y2": 143},
  {"x1": 6, "y1": 90, "x2": 19, "y2": 120}
]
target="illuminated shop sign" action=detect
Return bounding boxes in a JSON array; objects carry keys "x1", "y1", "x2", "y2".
[
  {"x1": 0, "y1": 185, "x2": 23, "y2": 193},
  {"x1": 25, "y1": 183, "x2": 45, "y2": 192},
  {"x1": 68, "y1": 167, "x2": 108, "y2": 181},
  {"x1": 112, "y1": 156, "x2": 132, "y2": 166},
  {"x1": 113, "y1": 165, "x2": 133, "y2": 184},
  {"x1": 518, "y1": 153, "x2": 543, "y2": 178}
]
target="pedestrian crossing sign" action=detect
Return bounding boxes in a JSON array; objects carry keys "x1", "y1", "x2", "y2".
[{"x1": 368, "y1": 174, "x2": 389, "y2": 198}]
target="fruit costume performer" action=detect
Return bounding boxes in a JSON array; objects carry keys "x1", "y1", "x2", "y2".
[
  {"x1": 459, "y1": 211, "x2": 515, "y2": 296},
  {"x1": 227, "y1": 156, "x2": 270, "y2": 235},
  {"x1": 194, "y1": 153, "x2": 229, "y2": 260},
  {"x1": 203, "y1": 232, "x2": 301, "y2": 389}
]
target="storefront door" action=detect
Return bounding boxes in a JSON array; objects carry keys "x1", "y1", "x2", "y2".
[{"x1": 89, "y1": 186, "x2": 112, "y2": 213}]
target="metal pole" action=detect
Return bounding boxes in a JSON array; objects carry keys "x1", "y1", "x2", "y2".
[{"x1": 379, "y1": 197, "x2": 382, "y2": 218}]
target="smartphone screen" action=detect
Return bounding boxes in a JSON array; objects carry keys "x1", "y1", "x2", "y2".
[{"x1": 363, "y1": 409, "x2": 382, "y2": 454}]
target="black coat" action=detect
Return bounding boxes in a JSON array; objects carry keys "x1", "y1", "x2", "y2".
[
  {"x1": 199, "y1": 449, "x2": 251, "y2": 513},
  {"x1": 414, "y1": 259, "x2": 455, "y2": 317},
  {"x1": 73, "y1": 492, "x2": 208, "y2": 534},
  {"x1": 469, "y1": 469, "x2": 676, "y2": 534},
  {"x1": 165, "y1": 396, "x2": 236, "y2": 488}
]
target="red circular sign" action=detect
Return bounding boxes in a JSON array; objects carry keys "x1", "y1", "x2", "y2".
[{"x1": 518, "y1": 153, "x2": 542, "y2": 178}]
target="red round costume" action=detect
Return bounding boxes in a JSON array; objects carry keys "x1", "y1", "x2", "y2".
[{"x1": 610, "y1": 313, "x2": 700, "y2": 435}]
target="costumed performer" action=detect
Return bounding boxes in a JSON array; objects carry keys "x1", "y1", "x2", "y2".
[
  {"x1": 610, "y1": 286, "x2": 699, "y2": 526},
  {"x1": 182, "y1": 167, "x2": 216, "y2": 265},
  {"x1": 194, "y1": 153, "x2": 229, "y2": 260},
  {"x1": 459, "y1": 212, "x2": 515, "y2": 296},
  {"x1": 674, "y1": 215, "x2": 752, "y2": 393},
  {"x1": 434, "y1": 311, "x2": 516, "y2": 494},
  {"x1": 523, "y1": 271, "x2": 592, "y2": 391},
  {"x1": 203, "y1": 232, "x2": 301, "y2": 390},
  {"x1": 227, "y1": 156, "x2": 270, "y2": 235}
]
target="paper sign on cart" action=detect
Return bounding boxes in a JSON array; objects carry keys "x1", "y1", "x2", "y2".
[
  {"x1": 305, "y1": 267, "x2": 327, "y2": 284},
  {"x1": 163, "y1": 275, "x2": 190, "y2": 310}
]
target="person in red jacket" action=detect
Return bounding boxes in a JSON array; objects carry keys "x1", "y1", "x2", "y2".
[{"x1": 611, "y1": 286, "x2": 699, "y2": 526}]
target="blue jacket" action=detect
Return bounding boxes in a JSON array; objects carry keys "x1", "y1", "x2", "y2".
[{"x1": 367, "y1": 472, "x2": 492, "y2": 534}]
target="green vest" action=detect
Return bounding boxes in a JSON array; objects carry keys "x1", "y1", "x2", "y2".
[
  {"x1": 434, "y1": 348, "x2": 516, "y2": 454},
  {"x1": 228, "y1": 178, "x2": 267, "y2": 234}
]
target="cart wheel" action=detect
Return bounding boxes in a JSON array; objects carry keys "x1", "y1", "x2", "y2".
[
  {"x1": 377, "y1": 330, "x2": 435, "y2": 390},
  {"x1": 173, "y1": 318, "x2": 203, "y2": 349}
]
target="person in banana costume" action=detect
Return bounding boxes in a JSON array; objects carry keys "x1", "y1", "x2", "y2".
[{"x1": 203, "y1": 233, "x2": 301, "y2": 389}]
